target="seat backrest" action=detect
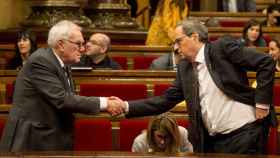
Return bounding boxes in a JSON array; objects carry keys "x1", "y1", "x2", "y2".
[
  {"x1": 119, "y1": 119, "x2": 149, "y2": 151},
  {"x1": 0, "y1": 118, "x2": 6, "y2": 141},
  {"x1": 133, "y1": 55, "x2": 159, "y2": 69},
  {"x1": 219, "y1": 20, "x2": 246, "y2": 27},
  {"x1": 176, "y1": 119, "x2": 188, "y2": 128},
  {"x1": 263, "y1": 34, "x2": 271, "y2": 45},
  {"x1": 74, "y1": 119, "x2": 112, "y2": 151},
  {"x1": 5, "y1": 82, "x2": 14, "y2": 104},
  {"x1": 79, "y1": 83, "x2": 147, "y2": 100},
  {"x1": 267, "y1": 127, "x2": 278, "y2": 155},
  {"x1": 273, "y1": 84, "x2": 280, "y2": 106},
  {"x1": 154, "y1": 83, "x2": 171, "y2": 96},
  {"x1": 111, "y1": 56, "x2": 128, "y2": 70}
]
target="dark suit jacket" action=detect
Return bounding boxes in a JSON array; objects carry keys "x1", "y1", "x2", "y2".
[
  {"x1": 126, "y1": 36, "x2": 276, "y2": 152},
  {"x1": 0, "y1": 48, "x2": 101, "y2": 152},
  {"x1": 75, "y1": 55, "x2": 121, "y2": 70}
]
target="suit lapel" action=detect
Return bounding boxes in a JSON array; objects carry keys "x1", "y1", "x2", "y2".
[
  {"x1": 204, "y1": 43, "x2": 224, "y2": 91},
  {"x1": 48, "y1": 48, "x2": 73, "y2": 92}
]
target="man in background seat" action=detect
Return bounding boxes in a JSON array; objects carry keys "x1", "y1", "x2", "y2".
[{"x1": 76, "y1": 33, "x2": 121, "y2": 70}]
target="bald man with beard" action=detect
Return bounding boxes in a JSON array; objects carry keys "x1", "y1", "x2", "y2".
[{"x1": 75, "y1": 33, "x2": 121, "y2": 70}]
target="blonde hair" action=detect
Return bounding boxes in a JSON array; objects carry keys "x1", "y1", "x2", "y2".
[{"x1": 147, "y1": 114, "x2": 180, "y2": 153}]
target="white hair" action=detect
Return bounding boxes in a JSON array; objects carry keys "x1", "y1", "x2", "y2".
[{"x1": 47, "y1": 20, "x2": 81, "y2": 47}]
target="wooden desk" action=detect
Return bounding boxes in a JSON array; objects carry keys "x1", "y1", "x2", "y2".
[{"x1": 0, "y1": 151, "x2": 279, "y2": 158}]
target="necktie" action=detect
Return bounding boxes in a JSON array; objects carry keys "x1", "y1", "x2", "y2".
[
  {"x1": 192, "y1": 62, "x2": 199, "y2": 108},
  {"x1": 189, "y1": 62, "x2": 206, "y2": 152},
  {"x1": 63, "y1": 66, "x2": 74, "y2": 92}
]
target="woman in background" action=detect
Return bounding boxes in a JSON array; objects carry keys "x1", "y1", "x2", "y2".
[
  {"x1": 268, "y1": 37, "x2": 280, "y2": 71},
  {"x1": 241, "y1": 19, "x2": 266, "y2": 47},
  {"x1": 132, "y1": 114, "x2": 193, "y2": 153},
  {"x1": 8, "y1": 28, "x2": 37, "y2": 70},
  {"x1": 146, "y1": 0, "x2": 189, "y2": 46}
]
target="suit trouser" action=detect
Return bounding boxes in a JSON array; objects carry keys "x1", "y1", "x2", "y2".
[{"x1": 204, "y1": 121, "x2": 268, "y2": 154}]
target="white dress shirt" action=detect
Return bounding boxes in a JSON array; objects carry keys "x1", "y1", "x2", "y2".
[{"x1": 195, "y1": 45, "x2": 256, "y2": 135}]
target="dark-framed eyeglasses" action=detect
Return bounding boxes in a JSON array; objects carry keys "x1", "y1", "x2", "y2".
[
  {"x1": 65, "y1": 39, "x2": 85, "y2": 49},
  {"x1": 174, "y1": 35, "x2": 187, "y2": 45}
]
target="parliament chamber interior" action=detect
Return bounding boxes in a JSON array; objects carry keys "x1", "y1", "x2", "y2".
[{"x1": 0, "y1": 0, "x2": 279, "y2": 157}]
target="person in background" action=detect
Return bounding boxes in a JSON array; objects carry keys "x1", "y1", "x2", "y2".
[
  {"x1": 262, "y1": 4, "x2": 280, "y2": 27},
  {"x1": 149, "y1": 44, "x2": 183, "y2": 70},
  {"x1": 146, "y1": 0, "x2": 189, "y2": 46},
  {"x1": 268, "y1": 37, "x2": 280, "y2": 71},
  {"x1": 118, "y1": 19, "x2": 277, "y2": 154},
  {"x1": 0, "y1": 20, "x2": 124, "y2": 152},
  {"x1": 127, "y1": 0, "x2": 138, "y2": 18},
  {"x1": 132, "y1": 114, "x2": 193, "y2": 153},
  {"x1": 75, "y1": 33, "x2": 121, "y2": 70},
  {"x1": 217, "y1": 0, "x2": 256, "y2": 12},
  {"x1": 241, "y1": 19, "x2": 266, "y2": 47},
  {"x1": 8, "y1": 28, "x2": 37, "y2": 70}
]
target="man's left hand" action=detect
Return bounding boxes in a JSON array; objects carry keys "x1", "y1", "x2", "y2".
[{"x1": 255, "y1": 107, "x2": 269, "y2": 120}]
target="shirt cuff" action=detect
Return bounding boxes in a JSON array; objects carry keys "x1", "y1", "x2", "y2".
[
  {"x1": 124, "y1": 101, "x2": 129, "y2": 113},
  {"x1": 256, "y1": 103, "x2": 270, "y2": 110},
  {"x1": 100, "y1": 97, "x2": 108, "y2": 110}
]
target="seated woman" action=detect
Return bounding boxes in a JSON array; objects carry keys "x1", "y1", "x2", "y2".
[
  {"x1": 240, "y1": 19, "x2": 266, "y2": 47},
  {"x1": 7, "y1": 28, "x2": 37, "y2": 70},
  {"x1": 268, "y1": 37, "x2": 280, "y2": 71},
  {"x1": 131, "y1": 114, "x2": 193, "y2": 153},
  {"x1": 252, "y1": 37, "x2": 280, "y2": 88}
]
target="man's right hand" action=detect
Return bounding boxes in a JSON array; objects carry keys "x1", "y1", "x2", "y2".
[{"x1": 106, "y1": 96, "x2": 126, "y2": 116}]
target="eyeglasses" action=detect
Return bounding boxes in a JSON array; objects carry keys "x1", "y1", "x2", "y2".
[
  {"x1": 174, "y1": 35, "x2": 187, "y2": 45},
  {"x1": 65, "y1": 40, "x2": 85, "y2": 49}
]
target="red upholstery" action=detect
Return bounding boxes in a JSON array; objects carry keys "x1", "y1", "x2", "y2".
[
  {"x1": 267, "y1": 127, "x2": 278, "y2": 155},
  {"x1": 111, "y1": 56, "x2": 128, "y2": 70},
  {"x1": 263, "y1": 34, "x2": 271, "y2": 46},
  {"x1": 273, "y1": 84, "x2": 280, "y2": 106},
  {"x1": 79, "y1": 83, "x2": 147, "y2": 100},
  {"x1": 5, "y1": 83, "x2": 14, "y2": 104},
  {"x1": 0, "y1": 118, "x2": 6, "y2": 141},
  {"x1": 119, "y1": 119, "x2": 149, "y2": 151},
  {"x1": 74, "y1": 119, "x2": 112, "y2": 151},
  {"x1": 133, "y1": 55, "x2": 159, "y2": 69},
  {"x1": 219, "y1": 20, "x2": 246, "y2": 27},
  {"x1": 154, "y1": 83, "x2": 171, "y2": 96},
  {"x1": 176, "y1": 119, "x2": 188, "y2": 128}
]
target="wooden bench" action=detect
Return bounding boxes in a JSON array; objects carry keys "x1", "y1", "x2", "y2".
[{"x1": 0, "y1": 44, "x2": 269, "y2": 70}]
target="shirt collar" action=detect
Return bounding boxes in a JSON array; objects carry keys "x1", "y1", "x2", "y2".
[
  {"x1": 52, "y1": 48, "x2": 65, "y2": 68},
  {"x1": 194, "y1": 44, "x2": 205, "y2": 64}
]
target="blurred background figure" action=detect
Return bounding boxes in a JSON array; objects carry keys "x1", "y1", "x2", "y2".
[
  {"x1": 268, "y1": 37, "x2": 280, "y2": 71},
  {"x1": 262, "y1": 4, "x2": 280, "y2": 27},
  {"x1": 240, "y1": 19, "x2": 266, "y2": 47},
  {"x1": 75, "y1": 33, "x2": 121, "y2": 70},
  {"x1": 8, "y1": 28, "x2": 37, "y2": 70},
  {"x1": 127, "y1": 0, "x2": 138, "y2": 18},
  {"x1": 132, "y1": 114, "x2": 193, "y2": 153},
  {"x1": 149, "y1": 43, "x2": 183, "y2": 70},
  {"x1": 217, "y1": 0, "x2": 256, "y2": 12},
  {"x1": 146, "y1": 0, "x2": 189, "y2": 46}
]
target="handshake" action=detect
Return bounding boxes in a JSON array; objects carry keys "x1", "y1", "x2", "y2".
[{"x1": 106, "y1": 96, "x2": 127, "y2": 116}]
